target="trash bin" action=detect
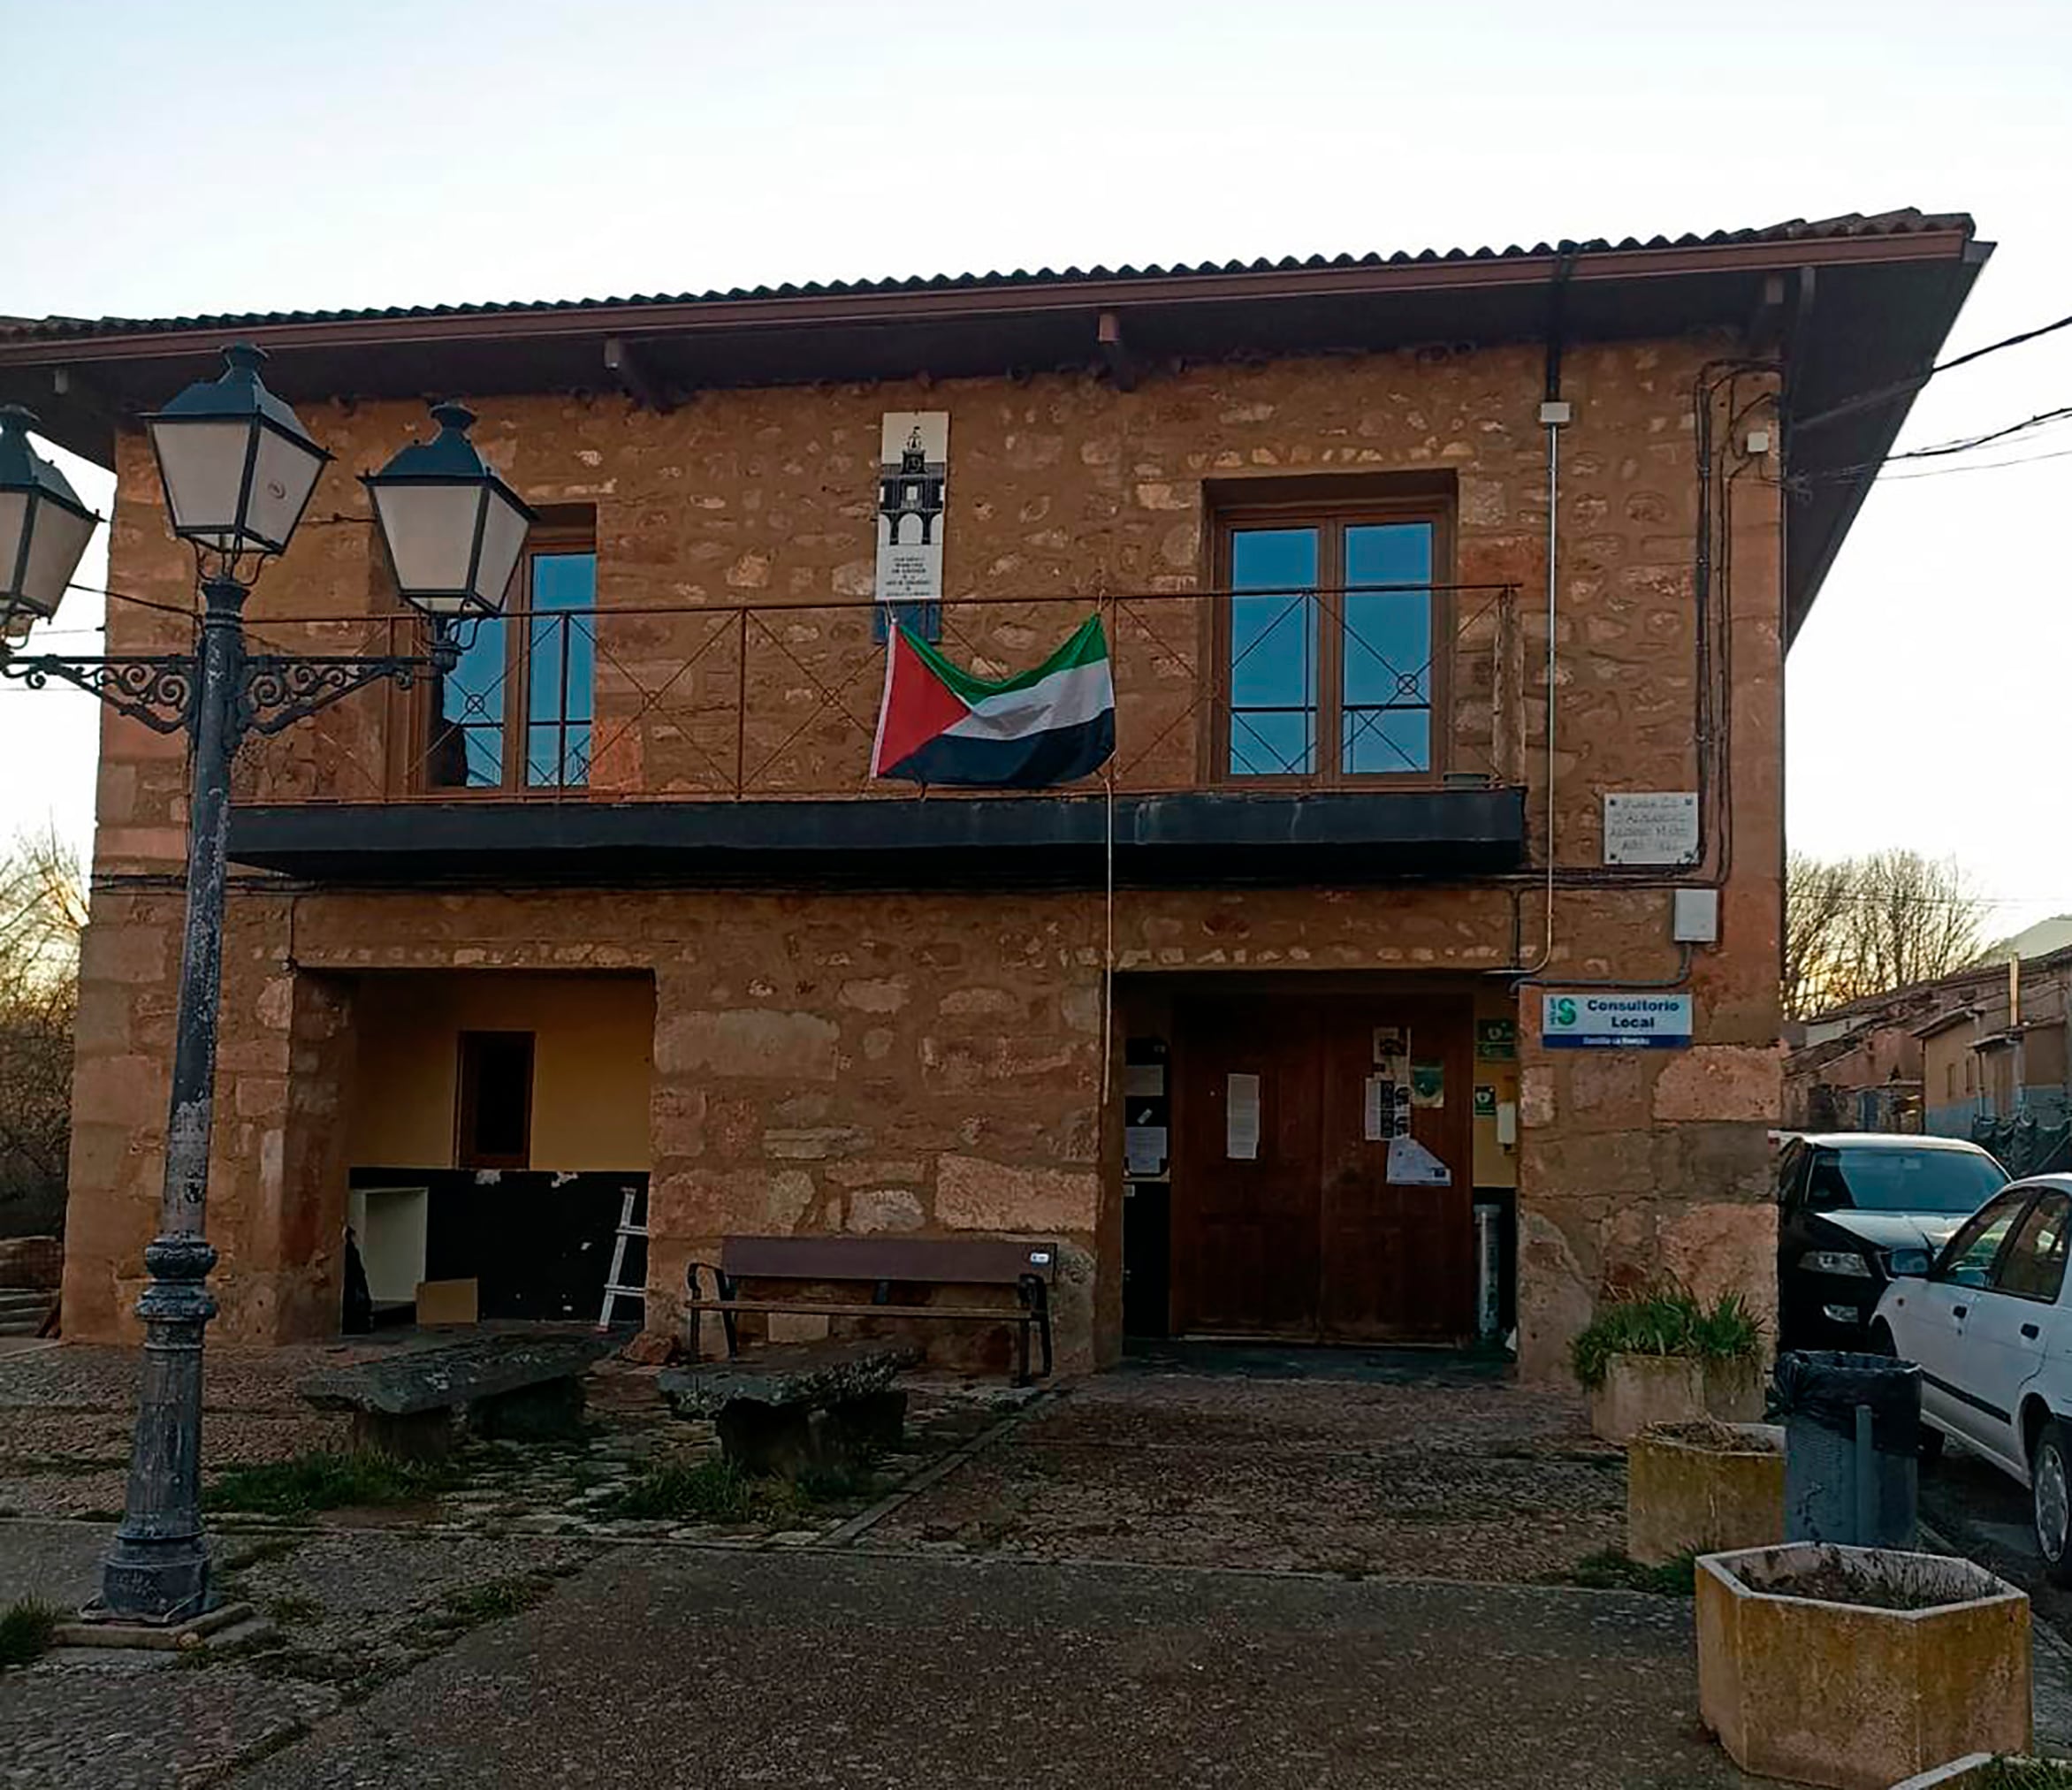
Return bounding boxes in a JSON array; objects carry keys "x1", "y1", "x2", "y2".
[{"x1": 1771, "y1": 1351, "x2": 1920, "y2": 1549}]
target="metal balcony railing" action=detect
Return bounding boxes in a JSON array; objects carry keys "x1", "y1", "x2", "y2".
[{"x1": 224, "y1": 583, "x2": 1525, "y2": 807}]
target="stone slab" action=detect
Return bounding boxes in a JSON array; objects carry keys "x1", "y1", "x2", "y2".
[
  {"x1": 659, "y1": 1338, "x2": 921, "y2": 1419},
  {"x1": 299, "y1": 1332, "x2": 621, "y2": 1417},
  {"x1": 231, "y1": 1549, "x2": 1771, "y2": 1789}
]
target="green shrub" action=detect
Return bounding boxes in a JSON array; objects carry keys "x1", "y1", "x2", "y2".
[
  {"x1": 0, "y1": 1599, "x2": 59, "y2": 1669},
  {"x1": 1570, "y1": 1283, "x2": 1763, "y2": 1390},
  {"x1": 1982, "y1": 1762, "x2": 2072, "y2": 1788},
  {"x1": 203, "y1": 1451, "x2": 460, "y2": 1519}
]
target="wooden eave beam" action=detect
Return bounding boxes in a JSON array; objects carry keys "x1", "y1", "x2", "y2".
[
  {"x1": 1096, "y1": 310, "x2": 1137, "y2": 392},
  {"x1": 603, "y1": 336, "x2": 679, "y2": 413}
]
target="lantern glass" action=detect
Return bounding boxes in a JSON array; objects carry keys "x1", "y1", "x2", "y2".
[
  {"x1": 144, "y1": 345, "x2": 330, "y2": 560},
  {"x1": 0, "y1": 405, "x2": 103, "y2": 639},
  {"x1": 364, "y1": 402, "x2": 534, "y2": 621}
]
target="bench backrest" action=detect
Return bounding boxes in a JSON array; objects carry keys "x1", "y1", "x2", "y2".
[{"x1": 719, "y1": 1235, "x2": 1060, "y2": 1286}]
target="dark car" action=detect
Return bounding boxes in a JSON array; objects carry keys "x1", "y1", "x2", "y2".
[{"x1": 1777, "y1": 1132, "x2": 2007, "y2": 1349}]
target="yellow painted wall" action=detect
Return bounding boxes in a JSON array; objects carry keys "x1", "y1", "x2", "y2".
[
  {"x1": 1472, "y1": 984, "x2": 1520, "y2": 1189},
  {"x1": 347, "y1": 971, "x2": 654, "y2": 1170}
]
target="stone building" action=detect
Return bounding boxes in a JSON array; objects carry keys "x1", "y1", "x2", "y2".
[{"x1": 0, "y1": 209, "x2": 1986, "y2": 1378}]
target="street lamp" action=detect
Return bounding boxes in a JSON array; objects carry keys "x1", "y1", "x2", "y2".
[
  {"x1": 0, "y1": 348, "x2": 529, "y2": 1625},
  {"x1": 0, "y1": 405, "x2": 102, "y2": 644}
]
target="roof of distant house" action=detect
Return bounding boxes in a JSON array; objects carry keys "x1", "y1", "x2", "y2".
[{"x1": 0, "y1": 207, "x2": 1988, "y2": 638}]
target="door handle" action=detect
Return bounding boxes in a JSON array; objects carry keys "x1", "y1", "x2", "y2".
[
  {"x1": 2024, "y1": 1323, "x2": 2042, "y2": 1340},
  {"x1": 1953, "y1": 1306, "x2": 1969, "y2": 1321}
]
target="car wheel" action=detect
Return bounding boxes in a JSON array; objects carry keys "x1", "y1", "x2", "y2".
[
  {"x1": 2033, "y1": 1419, "x2": 2072, "y2": 1587},
  {"x1": 1869, "y1": 1322, "x2": 1897, "y2": 1357}
]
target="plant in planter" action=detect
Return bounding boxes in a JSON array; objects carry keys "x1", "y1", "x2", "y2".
[
  {"x1": 1893, "y1": 1758, "x2": 2072, "y2": 1788},
  {"x1": 1626, "y1": 1418, "x2": 1785, "y2": 1565},
  {"x1": 1697, "y1": 1542, "x2": 2031, "y2": 1790},
  {"x1": 1572, "y1": 1284, "x2": 1765, "y2": 1443}
]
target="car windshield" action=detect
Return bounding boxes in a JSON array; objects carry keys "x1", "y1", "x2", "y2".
[{"x1": 1808, "y1": 1146, "x2": 2006, "y2": 1215}]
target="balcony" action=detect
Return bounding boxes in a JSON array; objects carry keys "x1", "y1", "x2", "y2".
[{"x1": 225, "y1": 583, "x2": 1528, "y2": 887}]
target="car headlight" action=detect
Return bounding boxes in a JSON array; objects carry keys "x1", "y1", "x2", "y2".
[
  {"x1": 1885, "y1": 1248, "x2": 1932, "y2": 1278},
  {"x1": 1804, "y1": 1249, "x2": 1873, "y2": 1277}
]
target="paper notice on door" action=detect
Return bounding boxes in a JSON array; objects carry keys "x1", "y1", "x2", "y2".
[
  {"x1": 1124, "y1": 1064, "x2": 1166, "y2": 1097},
  {"x1": 1373, "y1": 1026, "x2": 1409, "y2": 1066},
  {"x1": 1386, "y1": 1135, "x2": 1452, "y2": 1185},
  {"x1": 1124, "y1": 1126, "x2": 1168, "y2": 1176},
  {"x1": 1225, "y1": 1073, "x2": 1261, "y2": 1161},
  {"x1": 1410, "y1": 1061, "x2": 1444, "y2": 1108},
  {"x1": 1363, "y1": 1076, "x2": 1388, "y2": 1141}
]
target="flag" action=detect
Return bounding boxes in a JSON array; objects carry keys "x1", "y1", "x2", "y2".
[{"x1": 872, "y1": 614, "x2": 1116, "y2": 787}]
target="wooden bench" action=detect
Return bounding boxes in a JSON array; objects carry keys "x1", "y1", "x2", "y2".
[
  {"x1": 298, "y1": 1331, "x2": 621, "y2": 1459},
  {"x1": 659, "y1": 1337, "x2": 921, "y2": 1475},
  {"x1": 684, "y1": 1236, "x2": 1060, "y2": 1386}
]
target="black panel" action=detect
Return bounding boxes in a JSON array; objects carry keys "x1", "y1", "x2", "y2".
[{"x1": 228, "y1": 788, "x2": 1527, "y2": 887}]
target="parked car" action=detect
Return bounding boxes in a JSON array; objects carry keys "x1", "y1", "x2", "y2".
[
  {"x1": 1870, "y1": 1175, "x2": 2072, "y2": 1581},
  {"x1": 1777, "y1": 1133, "x2": 2007, "y2": 1349}
]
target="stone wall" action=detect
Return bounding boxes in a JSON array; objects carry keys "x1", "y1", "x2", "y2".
[{"x1": 68, "y1": 334, "x2": 1786, "y2": 1378}]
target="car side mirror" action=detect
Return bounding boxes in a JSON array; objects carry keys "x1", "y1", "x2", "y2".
[{"x1": 1886, "y1": 1248, "x2": 1932, "y2": 1279}]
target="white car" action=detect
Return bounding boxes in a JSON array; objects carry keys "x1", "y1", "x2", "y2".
[{"x1": 1871, "y1": 1174, "x2": 2072, "y2": 1582}]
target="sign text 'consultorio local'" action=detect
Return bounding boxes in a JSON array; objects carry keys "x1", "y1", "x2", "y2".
[{"x1": 1540, "y1": 993, "x2": 1694, "y2": 1050}]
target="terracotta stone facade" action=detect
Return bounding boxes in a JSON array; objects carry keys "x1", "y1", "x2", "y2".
[{"x1": 65, "y1": 331, "x2": 1786, "y2": 1380}]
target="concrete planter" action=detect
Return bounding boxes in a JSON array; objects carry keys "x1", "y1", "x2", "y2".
[
  {"x1": 1589, "y1": 1352, "x2": 1765, "y2": 1443},
  {"x1": 1697, "y1": 1543, "x2": 2031, "y2": 1790},
  {"x1": 1626, "y1": 1422, "x2": 1784, "y2": 1565}
]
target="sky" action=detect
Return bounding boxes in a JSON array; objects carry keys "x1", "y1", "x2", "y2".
[{"x1": 4, "y1": 0, "x2": 2069, "y2": 928}]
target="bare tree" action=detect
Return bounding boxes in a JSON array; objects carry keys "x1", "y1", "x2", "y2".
[
  {"x1": 0, "y1": 826, "x2": 87, "y2": 1236},
  {"x1": 1785, "y1": 851, "x2": 1862, "y2": 1019},
  {"x1": 1785, "y1": 849, "x2": 1988, "y2": 1018},
  {"x1": 1850, "y1": 849, "x2": 1986, "y2": 994}
]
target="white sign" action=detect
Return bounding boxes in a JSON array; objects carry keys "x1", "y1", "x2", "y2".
[
  {"x1": 1386, "y1": 1135, "x2": 1452, "y2": 1185},
  {"x1": 875, "y1": 411, "x2": 948, "y2": 636},
  {"x1": 1603, "y1": 792, "x2": 1700, "y2": 866},
  {"x1": 1225, "y1": 1073, "x2": 1261, "y2": 1161},
  {"x1": 1542, "y1": 992, "x2": 1695, "y2": 1050}
]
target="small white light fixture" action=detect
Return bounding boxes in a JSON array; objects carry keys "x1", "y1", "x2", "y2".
[
  {"x1": 0, "y1": 405, "x2": 102, "y2": 645},
  {"x1": 362, "y1": 402, "x2": 534, "y2": 622},
  {"x1": 143, "y1": 342, "x2": 331, "y2": 567}
]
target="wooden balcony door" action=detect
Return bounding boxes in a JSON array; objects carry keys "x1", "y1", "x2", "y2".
[{"x1": 1170, "y1": 990, "x2": 1474, "y2": 1343}]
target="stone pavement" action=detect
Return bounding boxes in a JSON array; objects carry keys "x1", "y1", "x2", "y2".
[{"x1": 232, "y1": 1548, "x2": 1763, "y2": 1790}]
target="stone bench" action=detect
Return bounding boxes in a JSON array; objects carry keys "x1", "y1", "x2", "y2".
[
  {"x1": 299, "y1": 1332, "x2": 623, "y2": 1459},
  {"x1": 659, "y1": 1337, "x2": 922, "y2": 1476}
]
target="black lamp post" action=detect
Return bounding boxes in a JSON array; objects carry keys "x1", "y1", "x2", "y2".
[{"x1": 0, "y1": 347, "x2": 530, "y2": 1624}]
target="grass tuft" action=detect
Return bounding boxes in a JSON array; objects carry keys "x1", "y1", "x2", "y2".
[
  {"x1": 1565, "y1": 1548, "x2": 1699, "y2": 1596},
  {"x1": 1981, "y1": 1761, "x2": 2072, "y2": 1788},
  {"x1": 0, "y1": 1598, "x2": 60, "y2": 1669},
  {"x1": 1570, "y1": 1283, "x2": 1763, "y2": 1390},
  {"x1": 203, "y1": 1451, "x2": 460, "y2": 1519},
  {"x1": 606, "y1": 1459, "x2": 808, "y2": 1524}
]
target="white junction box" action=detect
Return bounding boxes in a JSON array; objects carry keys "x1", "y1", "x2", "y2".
[{"x1": 1672, "y1": 887, "x2": 1720, "y2": 944}]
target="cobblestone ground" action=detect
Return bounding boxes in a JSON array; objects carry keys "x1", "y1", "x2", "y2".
[{"x1": 871, "y1": 1361, "x2": 1626, "y2": 1578}]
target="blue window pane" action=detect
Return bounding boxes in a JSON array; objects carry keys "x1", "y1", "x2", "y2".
[
  {"x1": 430, "y1": 616, "x2": 506, "y2": 788},
  {"x1": 1343, "y1": 705, "x2": 1431, "y2": 774},
  {"x1": 1341, "y1": 523, "x2": 1434, "y2": 773},
  {"x1": 526, "y1": 552, "x2": 594, "y2": 788},
  {"x1": 1229, "y1": 528, "x2": 1317, "y2": 777}
]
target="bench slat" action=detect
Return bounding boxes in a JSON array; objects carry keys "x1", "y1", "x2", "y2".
[
  {"x1": 717, "y1": 1235, "x2": 1060, "y2": 1286},
  {"x1": 684, "y1": 1299, "x2": 1035, "y2": 1323}
]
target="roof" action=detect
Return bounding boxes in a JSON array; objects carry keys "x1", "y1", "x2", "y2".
[
  {"x1": 1912, "y1": 1007, "x2": 1982, "y2": 1040},
  {"x1": 0, "y1": 207, "x2": 1988, "y2": 637},
  {"x1": 0, "y1": 209, "x2": 1976, "y2": 344},
  {"x1": 1795, "y1": 1132, "x2": 1998, "y2": 1153}
]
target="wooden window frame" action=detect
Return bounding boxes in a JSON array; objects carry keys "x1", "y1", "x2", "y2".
[
  {"x1": 1212, "y1": 496, "x2": 1454, "y2": 788},
  {"x1": 415, "y1": 522, "x2": 597, "y2": 796},
  {"x1": 455, "y1": 1030, "x2": 535, "y2": 1170}
]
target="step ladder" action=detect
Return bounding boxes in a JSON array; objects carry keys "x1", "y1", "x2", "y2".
[{"x1": 596, "y1": 1186, "x2": 648, "y2": 1330}]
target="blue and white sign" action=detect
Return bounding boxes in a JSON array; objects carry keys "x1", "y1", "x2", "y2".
[{"x1": 1542, "y1": 992, "x2": 1694, "y2": 1050}]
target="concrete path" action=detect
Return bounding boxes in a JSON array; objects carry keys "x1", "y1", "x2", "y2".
[{"x1": 230, "y1": 1546, "x2": 1761, "y2": 1790}]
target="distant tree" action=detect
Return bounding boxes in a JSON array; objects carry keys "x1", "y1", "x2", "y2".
[
  {"x1": 0, "y1": 827, "x2": 86, "y2": 1237},
  {"x1": 1785, "y1": 849, "x2": 1987, "y2": 1019},
  {"x1": 1785, "y1": 851, "x2": 1861, "y2": 1020}
]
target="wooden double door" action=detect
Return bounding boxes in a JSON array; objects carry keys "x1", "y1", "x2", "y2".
[{"x1": 1169, "y1": 992, "x2": 1474, "y2": 1343}]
